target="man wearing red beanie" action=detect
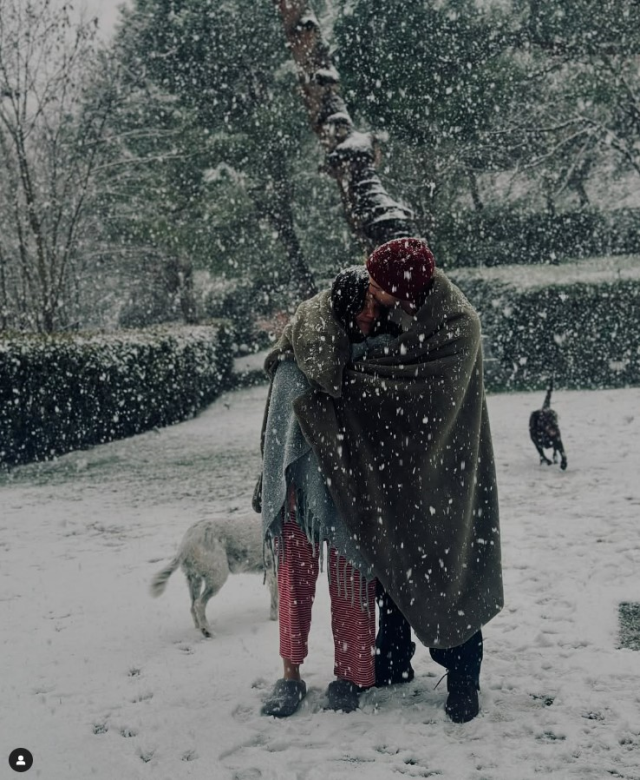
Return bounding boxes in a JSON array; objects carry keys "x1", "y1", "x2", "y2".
[
  {"x1": 366, "y1": 237, "x2": 436, "y2": 313},
  {"x1": 358, "y1": 236, "x2": 500, "y2": 722}
]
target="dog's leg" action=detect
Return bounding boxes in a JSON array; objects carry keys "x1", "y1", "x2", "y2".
[
  {"x1": 186, "y1": 573, "x2": 204, "y2": 630},
  {"x1": 195, "y1": 585, "x2": 217, "y2": 638},
  {"x1": 556, "y1": 439, "x2": 568, "y2": 470},
  {"x1": 193, "y1": 542, "x2": 230, "y2": 638},
  {"x1": 195, "y1": 574, "x2": 227, "y2": 638},
  {"x1": 534, "y1": 443, "x2": 552, "y2": 465}
]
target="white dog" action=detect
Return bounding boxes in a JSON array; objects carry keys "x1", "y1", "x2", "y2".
[{"x1": 150, "y1": 517, "x2": 277, "y2": 637}]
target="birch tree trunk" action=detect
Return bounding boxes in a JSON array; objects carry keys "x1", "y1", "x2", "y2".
[{"x1": 274, "y1": 0, "x2": 417, "y2": 252}]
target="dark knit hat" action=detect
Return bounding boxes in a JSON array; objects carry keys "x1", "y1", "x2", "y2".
[
  {"x1": 330, "y1": 266, "x2": 369, "y2": 341},
  {"x1": 366, "y1": 237, "x2": 436, "y2": 302}
]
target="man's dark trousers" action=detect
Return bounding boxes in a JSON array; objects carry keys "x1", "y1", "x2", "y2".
[{"x1": 376, "y1": 584, "x2": 483, "y2": 686}]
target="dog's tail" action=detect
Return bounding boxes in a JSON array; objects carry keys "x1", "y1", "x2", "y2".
[
  {"x1": 149, "y1": 556, "x2": 180, "y2": 597},
  {"x1": 542, "y1": 376, "x2": 554, "y2": 409}
]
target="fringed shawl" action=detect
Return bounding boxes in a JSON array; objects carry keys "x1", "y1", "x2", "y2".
[{"x1": 260, "y1": 358, "x2": 375, "y2": 598}]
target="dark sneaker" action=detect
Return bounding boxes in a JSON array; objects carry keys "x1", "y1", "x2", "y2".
[
  {"x1": 445, "y1": 675, "x2": 480, "y2": 723},
  {"x1": 261, "y1": 679, "x2": 307, "y2": 718},
  {"x1": 325, "y1": 679, "x2": 365, "y2": 713},
  {"x1": 375, "y1": 641, "x2": 416, "y2": 686}
]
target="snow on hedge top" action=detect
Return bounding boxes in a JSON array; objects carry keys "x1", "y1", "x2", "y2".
[
  {"x1": 0, "y1": 325, "x2": 229, "y2": 367},
  {"x1": 0, "y1": 324, "x2": 226, "y2": 347},
  {"x1": 449, "y1": 255, "x2": 640, "y2": 291}
]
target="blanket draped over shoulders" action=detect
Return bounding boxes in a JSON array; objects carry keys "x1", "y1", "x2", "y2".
[{"x1": 263, "y1": 270, "x2": 503, "y2": 649}]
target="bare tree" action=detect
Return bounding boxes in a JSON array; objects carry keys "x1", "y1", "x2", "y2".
[
  {"x1": 274, "y1": 0, "x2": 416, "y2": 251},
  {"x1": 0, "y1": 0, "x2": 117, "y2": 332},
  {"x1": 518, "y1": 0, "x2": 640, "y2": 197}
]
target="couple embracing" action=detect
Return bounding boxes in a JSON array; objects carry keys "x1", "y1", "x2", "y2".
[{"x1": 255, "y1": 238, "x2": 503, "y2": 723}]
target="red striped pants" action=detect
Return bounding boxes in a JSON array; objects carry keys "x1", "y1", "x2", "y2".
[{"x1": 277, "y1": 513, "x2": 376, "y2": 688}]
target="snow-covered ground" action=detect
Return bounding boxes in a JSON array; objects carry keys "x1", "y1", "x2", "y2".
[{"x1": 2, "y1": 384, "x2": 640, "y2": 780}]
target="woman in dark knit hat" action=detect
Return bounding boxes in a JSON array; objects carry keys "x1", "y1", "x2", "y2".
[{"x1": 259, "y1": 267, "x2": 391, "y2": 718}]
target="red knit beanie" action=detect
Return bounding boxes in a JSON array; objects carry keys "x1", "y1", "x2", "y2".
[{"x1": 366, "y1": 238, "x2": 436, "y2": 301}]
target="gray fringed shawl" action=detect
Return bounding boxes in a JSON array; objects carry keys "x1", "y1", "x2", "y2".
[{"x1": 260, "y1": 341, "x2": 390, "y2": 587}]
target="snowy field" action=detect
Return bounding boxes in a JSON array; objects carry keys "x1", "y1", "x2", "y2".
[{"x1": 1, "y1": 383, "x2": 640, "y2": 780}]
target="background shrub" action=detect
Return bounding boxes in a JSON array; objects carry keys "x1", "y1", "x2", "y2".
[
  {"x1": 0, "y1": 324, "x2": 233, "y2": 467},
  {"x1": 451, "y1": 257, "x2": 640, "y2": 391},
  {"x1": 437, "y1": 208, "x2": 640, "y2": 268}
]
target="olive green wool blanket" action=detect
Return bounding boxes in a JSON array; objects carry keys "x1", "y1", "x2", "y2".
[{"x1": 264, "y1": 269, "x2": 503, "y2": 649}]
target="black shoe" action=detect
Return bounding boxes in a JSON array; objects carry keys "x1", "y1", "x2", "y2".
[
  {"x1": 325, "y1": 679, "x2": 365, "y2": 713},
  {"x1": 261, "y1": 679, "x2": 306, "y2": 717},
  {"x1": 375, "y1": 641, "x2": 416, "y2": 686},
  {"x1": 445, "y1": 674, "x2": 480, "y2": 723}
]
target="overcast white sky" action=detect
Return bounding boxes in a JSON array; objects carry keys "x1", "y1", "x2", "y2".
[{"x1": 70, "y1": 0, "x2": 129, "y2": 39}]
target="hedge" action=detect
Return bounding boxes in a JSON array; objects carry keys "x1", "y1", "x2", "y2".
[
  {"x1": 436, "y1": 207, "x2": 640, "y2": 268},
  {"x1": 0, "y1": 323, "x2": 233, "y2": 467},
  {"x1": 450, "y1": 257, "x2": 640, "y2": 391}
]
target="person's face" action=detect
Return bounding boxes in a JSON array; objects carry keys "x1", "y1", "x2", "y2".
[
  {"x1": 368, "y1": 277, "x2": 416, "y2": 315},
  {"x1": 355, "y1": 289, "x2": 381, "y2": 336}
]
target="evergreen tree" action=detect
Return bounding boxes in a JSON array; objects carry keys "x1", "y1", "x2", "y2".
[
  {"x1": 334, "y1": 0, "x2": 526, "y2": 237},
  {"x1": 115, "y1": 0, "x2": 319, "y2": 300}
]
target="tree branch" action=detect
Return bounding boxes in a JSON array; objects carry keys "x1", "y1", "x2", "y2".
[{"x1": 274, "y1": 0, "x2": 416, "y2": 250}]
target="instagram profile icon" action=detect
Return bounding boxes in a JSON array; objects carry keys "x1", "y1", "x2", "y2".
[{"x1": 8, "y1": 749, "x2": 33, "y2": 773}]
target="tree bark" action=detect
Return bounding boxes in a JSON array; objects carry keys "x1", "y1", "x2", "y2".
[
  {"x1": 263, "y1": 202, "x2": 317, "y2": 300},
  {"x1": 164, "y1": 255, "x2": 199, "y2": 325},
  {"x1": 0, "y1": 245, "x2": 8, "y2": 329},
  {"x1": 250, "y1": 156, "x2": 317, "y2": 300},
  {"x1": 468, "y1": 169, "x2": 484, "y2": 212},
  {"x1": 274, "y1": 0, "x2": 417, "y2": 251}
]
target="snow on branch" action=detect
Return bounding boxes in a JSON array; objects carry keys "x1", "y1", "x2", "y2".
[{"x1": 274, "y1": 0, "x2": 416, "y2": 249}]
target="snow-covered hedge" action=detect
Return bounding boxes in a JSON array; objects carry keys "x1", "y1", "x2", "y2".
[
  {"x1": 439, "y1": 207, "x2": 640, "y2": 267},
  {"x1": 0, "y1": 324, "x2": 233, "y2": 466},
  {"x1": 451, "y1": 256, "x2": 640, "y2": 391}
]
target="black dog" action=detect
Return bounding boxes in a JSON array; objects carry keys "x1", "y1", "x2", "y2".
[{"x1": 529, "y1": 378, "x2": 567, "y2": 470}]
